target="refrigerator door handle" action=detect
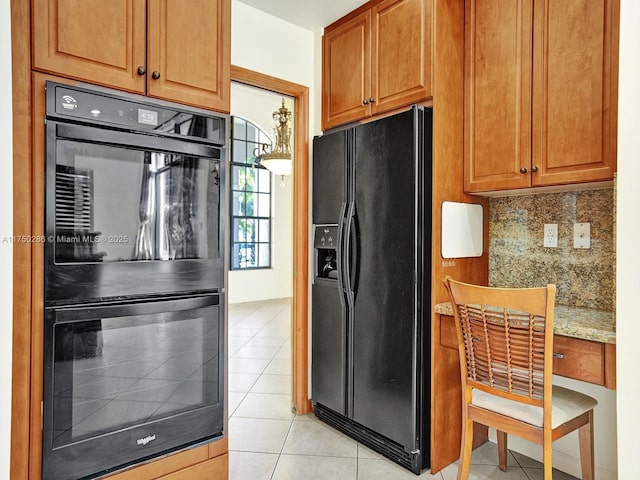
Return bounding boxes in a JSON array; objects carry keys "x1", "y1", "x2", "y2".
[
  {"x1": 336, "y1": 202, "x2": 348, "y2": 305},
  {"x1": 344, "y1": 201, "x2": 356, "y2": 305}
]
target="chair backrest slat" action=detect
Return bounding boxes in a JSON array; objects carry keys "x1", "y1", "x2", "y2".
[{"x1": 443, "y1": 277, "x2": 556, "y2": 404}]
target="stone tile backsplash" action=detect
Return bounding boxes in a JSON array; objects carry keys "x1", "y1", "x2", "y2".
[{"x1": 489, "y1": 188, "x2": 615, "y2": 310}]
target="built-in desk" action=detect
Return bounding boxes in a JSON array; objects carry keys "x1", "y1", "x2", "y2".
[
  {"x1": 434, "y1": 302, "x2": 616, "y2": 388},
  {"x1": 435, "y1": 302, "x2": 615, "y2": 343},
  {"x1": 430, "y1": 303, "x2": 616, "y2": 474}
]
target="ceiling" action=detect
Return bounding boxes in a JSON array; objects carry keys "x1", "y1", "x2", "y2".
[{"x1": 236, "y1": 0, "x2": 369, "y2": 31}]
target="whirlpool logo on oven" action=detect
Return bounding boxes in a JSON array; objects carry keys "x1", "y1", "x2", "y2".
[{"x1": 136, "y1": 434, "x2": 157, "y2": 446}]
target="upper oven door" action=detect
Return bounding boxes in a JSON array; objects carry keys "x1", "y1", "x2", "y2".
[{"x1": 45, "y1": 121, "x2": 226, "y2": 305}]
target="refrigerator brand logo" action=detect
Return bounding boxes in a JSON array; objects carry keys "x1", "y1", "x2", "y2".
[
  {"x1": 60, "y1": 95, "x2": 77, "y2": 110},
  {"x1": 136, "y1": 434, "x2": 156, "y2": 446}
]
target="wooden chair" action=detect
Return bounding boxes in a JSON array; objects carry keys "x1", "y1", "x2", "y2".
[{"x1": 442, "y1": 276, "x2": 597, "y2": 480}]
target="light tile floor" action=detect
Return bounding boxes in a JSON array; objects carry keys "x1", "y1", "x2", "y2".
[{"x1": 227, "y1": 299, "x2": 579, "y2": 480}]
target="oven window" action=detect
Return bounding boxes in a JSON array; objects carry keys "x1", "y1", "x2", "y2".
[
  {"x1": 51, "y1": 305, "x2": 221, "y2": 449},
  {"x1": 54, "y1": 140, "x2": 220, "y2": 263}
]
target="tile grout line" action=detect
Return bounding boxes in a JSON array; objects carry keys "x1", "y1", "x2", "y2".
[{"x1": 267, "y1": 412, "x2": 296, "y2": 480}]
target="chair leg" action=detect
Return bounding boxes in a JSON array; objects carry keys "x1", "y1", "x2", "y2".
[
  {"x1": 578, "y1": 410, "x2": 595, "y2": 480},
  {"x1": 457, "y1": 416, "x2": 474, "y2": 480},
  {"x1": 543, "y1": 430, "x2": 553, "y2": 480},
  {"x1": 497, "y1": 430, "x2": 508, "y2": 472}
]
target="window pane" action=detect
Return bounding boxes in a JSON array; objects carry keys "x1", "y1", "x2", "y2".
[
  {"x1": 257, "y1": 193, "x2": 270, "y2": 218},
  {"x1": 244, "y1": 219, "x2": 256, "y2": 242},
  {"x1": 242, "y1": 244, "x2": 257, "y2": 268},
  {"x1": 244, "y1": 168, "x2": 257, "y2": 192},
  {"x1": 247, "y1": 123, "x2": 258, "y2": 142},
  {"x1": 259, "y1": 131, "x2": 270, "y2": 145},
  {"x1": 232, "y1": 165, "x2": 242, "y2": 190},
  {"x1": 258, "y1": 243, "x2": 270, "y2": 267},
  {"x1": 257, "y1": 169, "x2": 271, "y2": 193},
  {"x1": 233, "y1": 140, "x2": 247, "y2": 164},
  {"x1": 231, "y1": 192, "x2": 243, "y2": 216},
  {"x1": 231, "y1": 244, "x2": 241, "y2": 269},
  {"x1": 258, "y1": 219, "x2": 270, "y2": 242},
  {"x1": 232, "y1": 218, "x2": 243, "y2": 242},
  {"x1": 247, "y1": 142, "x2": 259, "y2": 166},
  {"x1": 243, "y1": 192, "x2": 256, "y2": 216},
  {"x1": 233, "y1": 117, "x2": 246, "y2": 140}
]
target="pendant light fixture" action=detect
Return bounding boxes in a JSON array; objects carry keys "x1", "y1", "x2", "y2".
[{"x1": 255, "y1": 99, "x2": 293, "y2": 177}]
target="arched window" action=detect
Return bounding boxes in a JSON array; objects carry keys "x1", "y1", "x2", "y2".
[{"x1": 230, "y1": 116, "x2": 272, "y2": 269}]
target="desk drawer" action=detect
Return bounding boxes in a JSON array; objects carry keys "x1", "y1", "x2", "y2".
[{"x1": 552, "y1": 335, "x2": 605, "y2": 385}]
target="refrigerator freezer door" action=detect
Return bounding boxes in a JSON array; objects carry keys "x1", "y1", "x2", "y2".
[
  {"x1": 350, "y1": 110, "x2": 422, "y2": 450},
  {"x1": 312, "y1": 131, "x2": 347, "y2": 225}
]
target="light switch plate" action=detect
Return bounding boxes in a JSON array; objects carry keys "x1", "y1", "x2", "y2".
[{"x1": 574, "y1": 223, "x2": 591, "y2": 249}]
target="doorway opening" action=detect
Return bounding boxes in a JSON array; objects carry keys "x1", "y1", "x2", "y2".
[{"x1": 229, "y1": 66, "x2": 310, "y2": 415}]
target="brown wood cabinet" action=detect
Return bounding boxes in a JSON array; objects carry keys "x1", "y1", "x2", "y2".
[
  {"x1": 104, "y1": 439, "x2": 228, "y2": 480},
  {"x1": 464, "y1": 0, "x2": 619, "y2": 193},
  {"x1": 32, "y1": 0, "x2": 231, "y2": 112},
  {"x1": 322, "y1": 0, "x2": 432, "y2": 130}
]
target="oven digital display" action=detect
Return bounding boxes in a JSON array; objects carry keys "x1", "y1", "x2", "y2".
[{"x1": 138, "y1": 108, "x2": 158, "y2": 126}]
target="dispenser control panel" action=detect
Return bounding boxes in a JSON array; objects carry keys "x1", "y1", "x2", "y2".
[{"x1": 314, "y1": 225, "x2": 338, "y2": 249}]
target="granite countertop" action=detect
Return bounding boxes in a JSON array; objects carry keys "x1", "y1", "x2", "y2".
[{"x1": 434, "y1": 302, "x2": 616, "y2": 344}]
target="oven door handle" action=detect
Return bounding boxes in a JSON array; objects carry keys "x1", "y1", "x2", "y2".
[
  {"x1": 49, "y1": 294, "x2": 220, "y2": 324},
  {"x1": 54, "y1": 122, "x2": 221, "y2": 159}
]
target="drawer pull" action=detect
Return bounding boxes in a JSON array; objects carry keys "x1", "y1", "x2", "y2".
[{"x1": 553, "y1": 353, "x2": 565, "y2": 359}]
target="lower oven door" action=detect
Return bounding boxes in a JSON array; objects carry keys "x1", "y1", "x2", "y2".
[{"x1": 42, "y1": 294, "x2": 224, "y2": 480}]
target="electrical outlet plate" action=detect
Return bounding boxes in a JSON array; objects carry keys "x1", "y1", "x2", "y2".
[
  {"x1": 544, "y1": 223, "x2": 558, "y2": 248},
  {"x1": 574, "y1": 222, "x2": 591, "y2": 249}
]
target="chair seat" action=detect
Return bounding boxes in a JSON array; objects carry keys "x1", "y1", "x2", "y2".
[{"x1": 472, "y1": 385, "x2": 598, "y2": 429}]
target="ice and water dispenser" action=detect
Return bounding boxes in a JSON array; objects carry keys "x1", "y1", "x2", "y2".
[{"x1": 314, "y1": 225, "x2": 338, "y2": 281}]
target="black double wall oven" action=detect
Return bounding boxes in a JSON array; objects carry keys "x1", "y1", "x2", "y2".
[{"x1": 42, "y1": 82, "x2": 227, "y2": 480}]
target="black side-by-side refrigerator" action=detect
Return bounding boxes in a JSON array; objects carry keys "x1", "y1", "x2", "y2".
[{"x1": 311, "y1": 106, "x2": 432, "y2": 474}]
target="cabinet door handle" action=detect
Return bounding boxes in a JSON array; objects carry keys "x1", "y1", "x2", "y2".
[
  {"x1": 152, "y1": 71, "x2": 161, "y2": 80},
  {"x1": 362, "y1": 99, "x2": 369, "y2": 105},
  {"x1": 519, "y1": 167, "x2": 528, "y2": 174},
  {"x1": 137, "y1": 66, "x2": 146, "y2": 76},
  {"x1": 531, "y1": 165, "x2": 539, "y2": 173},
  {"x1": 369, "y1": 97, "x2": 375, "y2": 103},
  {"x1": 553, "y1": 353, "x2": 565, "y2": 359}
]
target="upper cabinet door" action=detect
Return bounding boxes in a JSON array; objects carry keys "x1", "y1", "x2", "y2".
[
  {"x1": 371, "y1": 0, "x2": 432, "y2": 115},
  {"x1": 147, "y1": 0, "x2": 231, "y2": 111},
  {"x1": 322, "y1": 11, "x2": 372, "y2": 130},
  {"x1": 532, "y1": 0, "x2": 618, "y2": 186},
  {"x1": 32, "y1": 0, "x2": 147, "y2": 93},
  {"x1": 464, "y1": 0, "x2": 533, "y2": 192}
]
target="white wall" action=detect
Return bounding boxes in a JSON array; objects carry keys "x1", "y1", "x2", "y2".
[
  {"x1": 231, "y1": 1, "x2": 315, "y2": 89},
  {"x1": 616, "y1": 0, "x2": 640, "y2": 478},
  {"x1": 1, "y1": 0, "x2": 13, "y2": 477},
  {"x1": 230, "y1": 1, "x2": 317, "y2": 304},
  {"x1": 228, "y1": 83, "x2": 294, "y2": 303}
]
